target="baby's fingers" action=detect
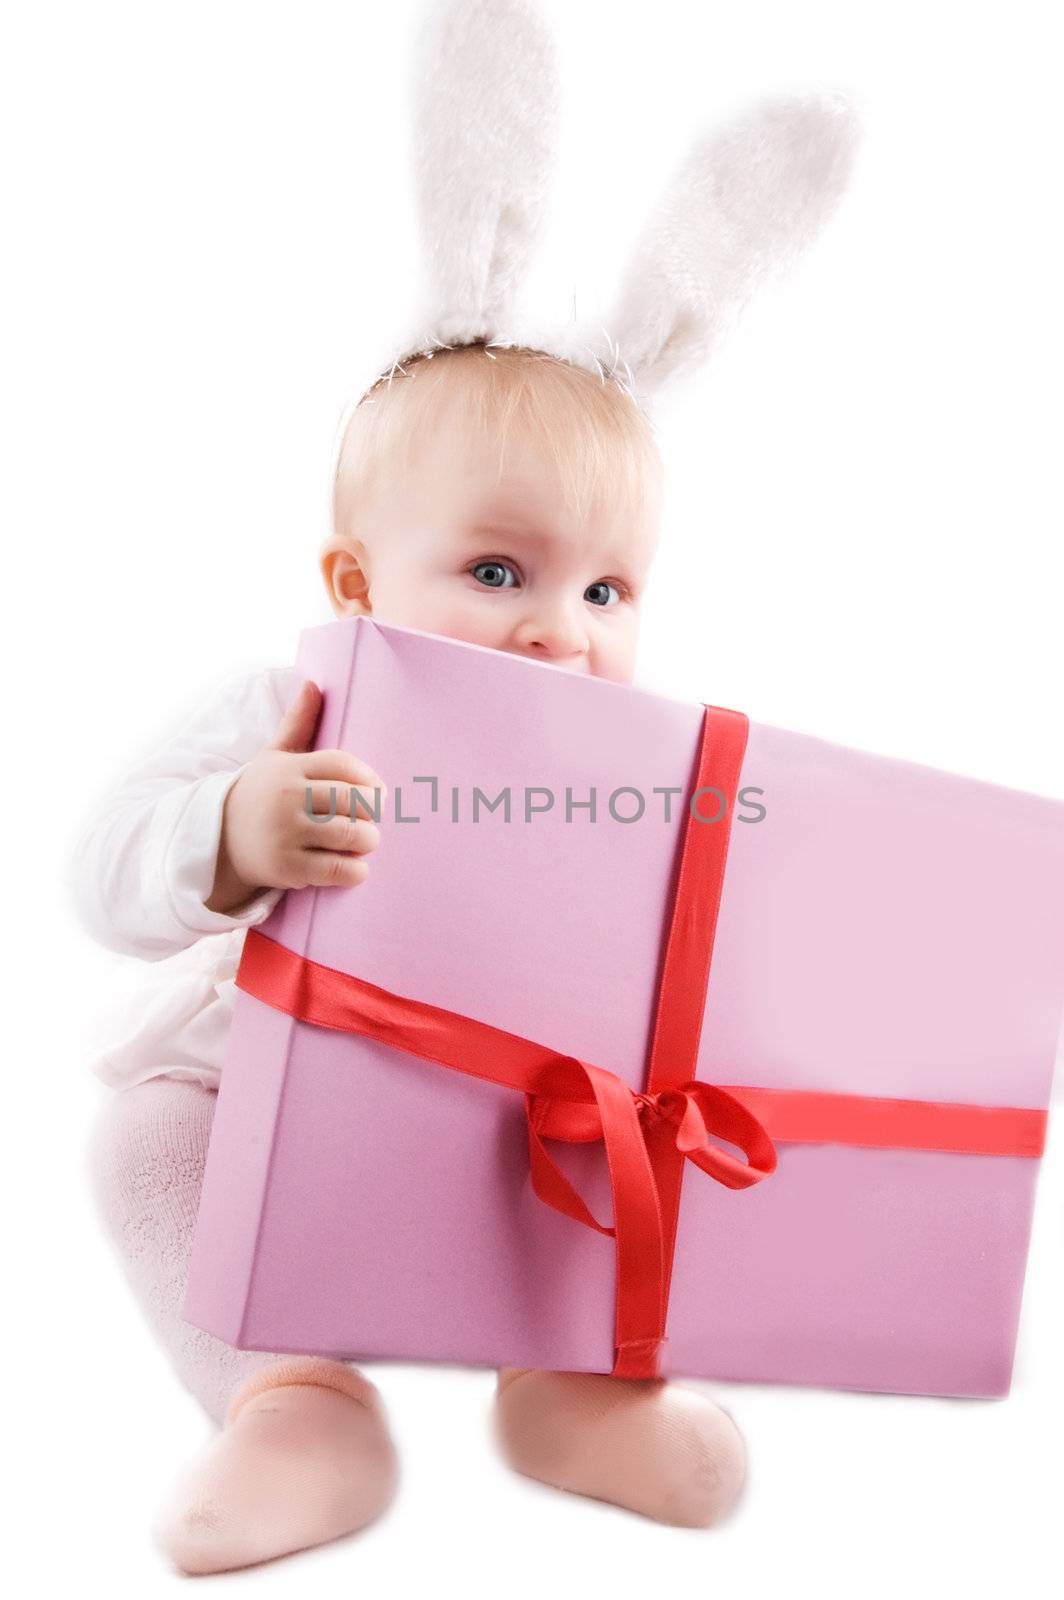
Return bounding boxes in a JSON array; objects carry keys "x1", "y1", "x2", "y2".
[
  {"x1": 302, "y1": 779, "x2": 385, "y2": 823},
  {"x1": 297, "y1": 849, "x2": 373, "y2": 890},
  {"x1": 302, "y1": 748, "x2": 388, "y2": 806},
  {"x1": 300, "y1": 812, "x2": 382, "y2": 855}
]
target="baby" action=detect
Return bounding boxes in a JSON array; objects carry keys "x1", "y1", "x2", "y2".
[{"x1": 76, "y1": 342, "x2": 747, "y2": 1575}]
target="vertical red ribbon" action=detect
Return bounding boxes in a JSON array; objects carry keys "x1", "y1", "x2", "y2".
[{"x1": 609, "y1": 705, "x2": 751, "y2": 1376}]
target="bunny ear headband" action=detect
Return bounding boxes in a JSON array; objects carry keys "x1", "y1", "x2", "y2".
[{"x1": 339, "y1": 0, "x2": 861, "y2": 439}]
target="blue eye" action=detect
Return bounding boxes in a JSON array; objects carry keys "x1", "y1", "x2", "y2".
[
  {"x1": 470, "y1": 561, "x2": 626, "y2": 606},
  {"x1": 472, "y1": 560, "x2": 518, "y2": 589}
]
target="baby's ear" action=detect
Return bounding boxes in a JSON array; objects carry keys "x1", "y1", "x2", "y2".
[
  {"x1": 319, "y1": 535, "x2": 372, "y2": 619},
  {"x1": 406, "y1": 0, "x2": 561, "y2": 347},
  {"x1": 588, "y1": 93, "x2": 863, "y2": 407}
]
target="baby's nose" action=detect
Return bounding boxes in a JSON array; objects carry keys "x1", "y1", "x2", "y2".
[{"x1": 516, "y1": 612, "x2": 589, "y2": 665}]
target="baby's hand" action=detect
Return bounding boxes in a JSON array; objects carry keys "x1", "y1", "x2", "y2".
[{"x1": 207, "y1": 680, "x2": 388, "y2": 914}]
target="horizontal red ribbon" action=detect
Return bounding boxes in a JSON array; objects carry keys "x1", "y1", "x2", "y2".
[{"x1": 724, "y1": 1084, "x2": 1046, "y2": 1159}]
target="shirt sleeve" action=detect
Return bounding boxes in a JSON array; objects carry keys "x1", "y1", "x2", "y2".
[{"x1": 66, "y1": 664, "x2": 301, "y2": 960}]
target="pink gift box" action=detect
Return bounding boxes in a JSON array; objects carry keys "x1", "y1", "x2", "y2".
[{"x1": 183, "y1": 617, "x2": 1064, "y2": 1398}]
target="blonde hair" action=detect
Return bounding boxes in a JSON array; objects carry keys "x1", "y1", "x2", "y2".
[{"x1": 332, "y1": 342, "x2": 664, "y2": 542}]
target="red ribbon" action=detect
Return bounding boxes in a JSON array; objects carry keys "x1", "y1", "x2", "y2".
[{"x1": 234, "y1": 703, "x2": 1047, "y2": 1380}]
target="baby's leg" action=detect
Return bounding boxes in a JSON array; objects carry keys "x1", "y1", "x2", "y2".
[
  {"x1": 492, "y1": 1367, "x2": 746, "y2": 1527},
  {"x1": 86, "y1": 1072, "x2": 292, "y2": 1425},
  {"x1": 87, "y1": 1075, "x2": 399, "y2": 1572}
]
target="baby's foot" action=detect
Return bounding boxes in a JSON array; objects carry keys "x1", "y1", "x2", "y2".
[
  {"x1": 493, "y1": 1367, "x2": 745, "y2": 1527},
  {"x1": 154, "y1": 1357, "x2": 399, "y2": 1575}
]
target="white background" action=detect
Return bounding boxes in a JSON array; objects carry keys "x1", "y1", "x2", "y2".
[{"x1": 5, "y1": 0, "x2": 1063, "y2": 1593}]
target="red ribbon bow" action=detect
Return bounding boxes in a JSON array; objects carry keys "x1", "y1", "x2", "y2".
[{"x1": 524, "y1": 1067, "x2": 777, "y2": 1375}]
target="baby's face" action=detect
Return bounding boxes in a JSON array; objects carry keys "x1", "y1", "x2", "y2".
[{"x1": 324, "y1": 409, "x2": 661, "y2": 684}]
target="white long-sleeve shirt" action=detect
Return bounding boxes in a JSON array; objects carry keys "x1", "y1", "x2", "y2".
[{"x1": 68, "y1": 665, "x2": 299, "y2": 1091}]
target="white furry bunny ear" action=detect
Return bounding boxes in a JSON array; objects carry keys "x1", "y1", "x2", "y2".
[
  {"x1": 585, "y1": 93, "x2": 862, "y2": 407},
  {"x1": 406, "y1": 0, "x2": 561, "y2": 349}
]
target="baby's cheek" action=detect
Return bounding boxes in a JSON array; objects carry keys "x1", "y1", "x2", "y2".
[
  {"x1": 602, "y1": 630, "x2": 640, "y2": 685},
  {"x1": 430, "y1": 596, "x2": 509, "y2": 651}
]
